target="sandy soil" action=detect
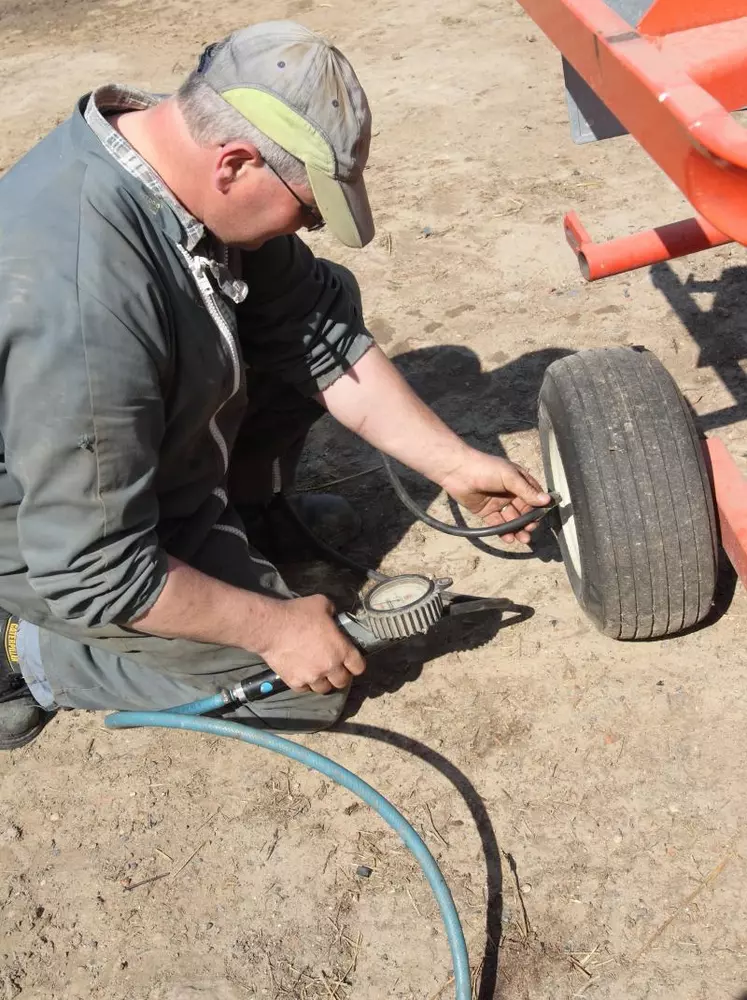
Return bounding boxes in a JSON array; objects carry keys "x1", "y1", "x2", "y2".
[{"x1": 1, "y1": 1, "x2": 747, "y2": 998}]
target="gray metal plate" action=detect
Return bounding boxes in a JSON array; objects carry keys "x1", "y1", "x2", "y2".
[{"x1": 564, "y1": 0, "x2": 654, "y2": 143}]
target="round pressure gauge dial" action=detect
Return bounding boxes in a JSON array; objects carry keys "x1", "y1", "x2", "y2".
[{"x1": 361, "y1": 574, "x2": 452, "y2": 640}]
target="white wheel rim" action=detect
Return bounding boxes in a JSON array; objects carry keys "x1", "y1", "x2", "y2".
[{"x1": 547, "y1": 424, "x2": 582, "y2": 581}]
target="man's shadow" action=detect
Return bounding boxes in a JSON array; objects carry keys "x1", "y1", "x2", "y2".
[
  {"x1": 288, "y1": 343, "x2": 572, "y2": 701},
  {"x1": 297, "y1": 343, "x2": 572, "y2": 575}
]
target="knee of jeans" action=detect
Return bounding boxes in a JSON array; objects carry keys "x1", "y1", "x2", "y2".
[
  {"x1": 320, "y1": 259, "x2": 363, "y2": 313},
  {"x1": 242, "y1": 683, "x2": 351, "y2": 733}
]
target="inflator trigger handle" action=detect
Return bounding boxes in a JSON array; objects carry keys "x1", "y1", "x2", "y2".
[
  {"x1": 238, "y1": 671, "x2": 288, "y2": 702},
  {"x1": 236, "y1": 613, "x2": 383, "y2": 703}
]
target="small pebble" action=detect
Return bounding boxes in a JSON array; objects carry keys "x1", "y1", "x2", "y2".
[
  {"x1": 49, "y1": 814, "x2": 60, "y2": 822},
  {"x1": 1, "y1": 823, "x2": 22, "y2": 842},
  {"x1": 355, "y1": 865, "x2": 373, "y2": 878}
]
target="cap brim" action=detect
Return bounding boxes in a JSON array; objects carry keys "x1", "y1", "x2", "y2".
[{"x1": 306, "y1": 165, "x2": 375, "y2": 248}]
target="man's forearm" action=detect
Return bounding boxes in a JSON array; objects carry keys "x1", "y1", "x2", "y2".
[
  {"x1": 130, "y1": 555, "x2": 284, "y2": 654},
  {"x1": 128, "y1": 555, "x2": 365, "y2": 693},
  {"x1": 318, "y1": 345, "x2": 474, "y2": 485}
]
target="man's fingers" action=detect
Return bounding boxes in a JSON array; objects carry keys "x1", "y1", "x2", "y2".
[
  {"x1": 343, "y1": 648, "x2": 366, "y2": 676},
  {"x1": 482, "y1": 500, "x2": 525, "y2": 525},
  {"x1": 499, "y1": 501, "x2": 524, "y2": 522},
  {"x1": 505, "y1": 466, "x2": 551, "y2": 508},
  {"x1": 480, "y1": 498, "x2": 544, "y2": 545},
  {"x1": 303, "y1": 647, "x2": 365, "y2": 694},
  {"x1": 309, "y1": 677, "x2": 334, "y2": 695},
  {"x1": 311, "y1": 657, "x2": 361, "y2": 693},
  {"x1": 327, "y1": 666, "x2": 353, "y2": 690}
]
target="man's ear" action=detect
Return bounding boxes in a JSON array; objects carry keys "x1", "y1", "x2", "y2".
[{"x1": 214, "y1": 142, "x2": 263, "y2": 193}]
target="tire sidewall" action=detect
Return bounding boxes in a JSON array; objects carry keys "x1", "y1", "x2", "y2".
[{"x1": 538, "y1": 385, "x2": 608, "y2": 633}]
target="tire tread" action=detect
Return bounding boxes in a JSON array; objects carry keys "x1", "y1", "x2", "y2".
[{"x1": 539, "y1": 348, "x2": 717, "y2": 639}]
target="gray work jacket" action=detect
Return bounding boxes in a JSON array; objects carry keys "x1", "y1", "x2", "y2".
[{"x1": 0, "y1": 91, "x2": 372, "y2": 639}]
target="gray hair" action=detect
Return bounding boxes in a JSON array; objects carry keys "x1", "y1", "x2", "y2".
[{"x1": 176, "y1": 71, "x2": 307, "y2": 186}]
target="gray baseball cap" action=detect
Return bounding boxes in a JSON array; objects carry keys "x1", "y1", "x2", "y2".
[{"x1": 197, "y1": 21, "x2": 374, "y2": 248}]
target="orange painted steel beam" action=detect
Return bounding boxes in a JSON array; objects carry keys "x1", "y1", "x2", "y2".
[
  {"x1": 639, "y1": 0, "x2": 747, "y2": 36},
  {"x1": 659, "y1": 20, "x2": 747, "y2": 110},
  {"x1": 516, "y1": 0, "x2": 747, "y2": 244},
  {"x1": 564, "y1": 211, "x2": 733, "y2": 280},
  {"x1": 705, "y1": 437, "x2": 747, "y2": 588}
]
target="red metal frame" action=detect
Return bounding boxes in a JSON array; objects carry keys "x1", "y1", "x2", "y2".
[
  {"x1": 639, "y1": 0, "x2": 747, "y2": 36},
  {"x1": 516, "y1": 0, "x2": 747, "y2": 275},
  {"x1": 564, "y1": 212, "x2": 732, "y2": 280},
  {"x1": 517, "y1": 0, "x2": 747, "y2": 590},
  {"x1": 705, "y1": 438, "x2": 747, "y2": 585}
]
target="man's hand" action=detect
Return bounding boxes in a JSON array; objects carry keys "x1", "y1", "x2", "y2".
[
  {"x1": 255, "y1": 594, "x2": 366, "y2": 694},
  {"x1": 440, "y1": 450, "x2": 551, "y2": 544},
  {"x1": 132, "y1": 558, "x2": 366, "y2": 696}
]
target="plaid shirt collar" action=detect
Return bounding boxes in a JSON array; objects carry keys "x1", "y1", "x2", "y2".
[{"x1": 84, "y1": 85, "x2": 205, "y2": 252}]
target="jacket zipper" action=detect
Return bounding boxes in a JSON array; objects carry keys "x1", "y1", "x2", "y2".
[{"x1": 175, "y1": 244, "x2": 241, "y2": 476}]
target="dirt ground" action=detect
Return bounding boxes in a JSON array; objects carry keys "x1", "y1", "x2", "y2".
[{"x1": 2, "y1": 1, "x2": 747, "y2": 998}]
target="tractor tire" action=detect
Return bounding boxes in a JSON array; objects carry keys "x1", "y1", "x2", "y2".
[{"x1": 538, "y1": 347, "x2": 717, "y2": 639}]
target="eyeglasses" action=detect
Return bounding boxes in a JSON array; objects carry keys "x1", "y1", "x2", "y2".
[{"x1": 265, "y1": 162, "x2": 325, "y2": 232}]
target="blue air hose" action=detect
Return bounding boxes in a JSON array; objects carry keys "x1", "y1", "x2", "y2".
[{"x1": 105, "y1": 696, "x2": 471, "y2": 1000}]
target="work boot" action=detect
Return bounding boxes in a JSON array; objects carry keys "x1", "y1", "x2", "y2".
[
  {"x1": 0, "y1": 614, "x2": 48, "y2": 750},
  {"x1": 238, "y1": 493, "x2": 361, "y2": 564}
]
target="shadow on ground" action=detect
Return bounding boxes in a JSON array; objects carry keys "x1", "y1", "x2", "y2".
[
  {"x1": 651, "y1": 263, "x2": 747, "y2": 432},
  {"x1": 342, "y1": 597, "x2": 534, "y2": 707},
  {"x1": 295, "y1": 344, "x2": 572, "y2": 586},
  {"x1": 336, "y1": 720, "x2": 507, "y2": 1000},
  {"x1": 293, "y1": 346, "x2": 574, "y2": 996}
]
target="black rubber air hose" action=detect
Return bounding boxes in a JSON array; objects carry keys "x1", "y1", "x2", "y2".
[
  {"x1": 379, "y1": 452, "x2": 558, "y2": 538},
  {"x1": 279, "y1": 452, "x2": 557, "y2": 578}
]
